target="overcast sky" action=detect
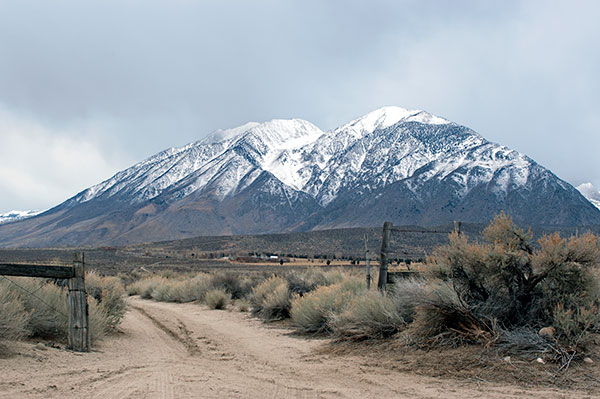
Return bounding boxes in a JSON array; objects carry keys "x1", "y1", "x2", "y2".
[{"x1": 1, "y1": 0, "x2": 599, "y2": 212}]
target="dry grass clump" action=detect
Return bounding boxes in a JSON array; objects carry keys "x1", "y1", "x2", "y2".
[
  {"x1": 0, "y1": 284, "x2": 29, "y2": 344},
  {"x1": 251, "y1": 276, "x2": 291, "y2": 321},
  {"x1": 209, "y1": 271, "x2": 251, "y2": 299},
  {"x1": 387, "y1": 278, "x2": 426, "y2": 323},
  {"x1": 330, "y1": 290, "x2": 405, "y2": 341},
  {"x1": 135, "y1": 276, "x2": 171, "y2": 299},
  {"x1": 128, "y1": 272, "x2": 255, "y2": 305},
  {"x1": 290, "y1": 276, "x2": 364, "y2": 334},
  {"x1": 284, "y1": 269, "x2": 346, "y2": 296},
  {"x1": 15, "y1": 279, "x2": 69, "y2": 339},
  {"x1": 0, "y1": 274, "x2": 126, "y2": 347},
  {"x1": 205, "y1": 289, "x2": 230, "y2": 310},
  {"x1": 86, "y1": 273, "x2": 127, "y2": 330},
  {"x1": 176, "y1": 276, "x2": 212, "y2": 303},
  {"x1": 235, "y1": 298, "x2": 251, "y2": 312}
]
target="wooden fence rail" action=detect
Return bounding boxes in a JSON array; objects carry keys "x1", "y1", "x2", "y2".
[
  {"x1": 376, "y1": 221, "x2": 461, "y2": 291},
  {"x1": 0, "y1": 253, "x2": 89, "y2": 352},
  {"x1": 0, "y1": 263, "x2": 75, "y2": 279}
]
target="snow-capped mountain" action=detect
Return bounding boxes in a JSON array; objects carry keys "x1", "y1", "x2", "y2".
[
  {"x1": 1, "y1": 106, "x2": 598, "y2": 247},
  {"x1": 577, "y1": 183, "x2": 600, "y2": 210},
  {"x1": 0, "y1": 210, "x2": 43, "y2": 225}
]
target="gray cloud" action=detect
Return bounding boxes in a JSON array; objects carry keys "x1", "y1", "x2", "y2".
[{"x1": 0, "y1": 0, "x2": 599, "y2": 211}]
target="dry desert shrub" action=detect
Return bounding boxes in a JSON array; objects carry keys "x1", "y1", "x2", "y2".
[
  {"x1": 86, "y1": 273, "x2": 127, "y2": 331},
  {"x1": 0, "y1": 283, "x2": 29, "y2": 345},
  {"x1": 0, "y1": 277, "x2": 120, "y2": 345},
  {"x1": 387, "y1": 277, "x2": 427, "y2": 324},
  {"x1": 284, "y1": 269, "x2": 346, "y2": 296},
  {"x1": 15, "y1": 279, "x2": 69, "y2": 339},
  {"x1": 330, "y1": 290, "x2": 405, "y2": 341},
  {"x1": 205, "y1": 288, "x2": 230, "y2": 310},
  {"x1": 175, "y1": 275, "x2": 211, "y2": 303},
  {"x1": 127, "y1": 276, "x2": 170, "y2": 299},
  {"x1": 290, "y1": 276, "x2": 364, "y2": 334},
  {"x1": 208, "y1": 271, "x2": 249, "y2": 299},
  {"x1": 417, "y1": 213, "x2": 600, "y2": 360},
  {"x1": 251, "y1": 276, "x2": 291, "y2": 321},
  {"x1": 235, "y1": 298, "x2": 251, "y2": 312}
]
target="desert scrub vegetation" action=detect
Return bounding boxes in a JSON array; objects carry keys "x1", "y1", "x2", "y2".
[
  {"x1": 290, "y1": 276, "x2": 365, "y2": 334},
  {"x1": 126, "y1": 271, "x2": 260, "y2": 305},
  {"x1": 205, "y1": 288, "x2": 231, "y2": 309},
  {"x1": 251, "y1": 276, "x2": 291, "y2": 321},
  {"x1": 0, "y1": 283, "x2": 29, "y2": 344},
  {"x1": 86, "y1": 272, "x2": 127, "y2": 331},
  {"x1": 122, "y1": 215, "x2": 600, "y2": 366},
  {"x1": 0, "y1": 273, "x2": 126, "y2": 350},
  {"x1": 416, "y1": 213, "x2": 600, "y2": 363},
  {"x1": 329, "y1": 290, "x2": 405, "y2": 340}
]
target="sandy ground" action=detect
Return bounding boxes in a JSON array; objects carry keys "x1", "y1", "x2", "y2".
[{"x1": 0, "y1": 297, "x2": 595, "y2": 399}]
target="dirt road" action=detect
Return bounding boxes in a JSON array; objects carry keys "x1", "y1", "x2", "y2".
[{"x1": 0, "y1": 297, "x2": 591, "y2": 398}]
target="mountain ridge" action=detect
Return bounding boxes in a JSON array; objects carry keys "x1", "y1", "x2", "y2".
[{"x1": 1, "y1": 106, "x2": 598, "y2": 247}]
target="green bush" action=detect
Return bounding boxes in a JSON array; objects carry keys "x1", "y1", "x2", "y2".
[{"x1": 205, "y1": 289, "x2": 230, "y2": 310}]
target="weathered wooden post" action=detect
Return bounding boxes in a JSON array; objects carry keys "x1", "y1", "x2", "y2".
[
  {"x1": 377, "y1": 221, "x2": 392, "y2": 291},
  {"x1": 68, "y1": 252, "x2": 89, "y2": 352},
  {"x1": 364, "y1": 234, "x2": 371, "y2": 290},
  {"x1": 453, "y1": 220, "x2": 462, "y2": 236}
]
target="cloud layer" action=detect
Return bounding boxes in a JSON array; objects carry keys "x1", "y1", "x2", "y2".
[{"x1": 1, "y1": 0, "x2": 599, "y2": 211}]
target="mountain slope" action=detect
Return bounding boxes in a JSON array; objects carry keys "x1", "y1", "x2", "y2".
[{"x1": 1, "y1": 106, "x2": 599, "y2": 247}]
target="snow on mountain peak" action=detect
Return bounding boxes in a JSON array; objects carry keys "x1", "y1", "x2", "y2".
[
  {"x1": 577, "y1": 183, "x2": 600, "y2": 209},
  {"x1": 336, "y1": 106, "x2": 450, "y2": 137},
  {"x1": 244, "y1": 118, "x2": 324, "y2": 149},
  {"x1": 204, "y1": 122, "x2": 261, "y2": 144},
  {"x1": 73, "y1": 106, "x2": 524, "y2": 209},
  {"x1": 0, "y1": 209, "x2": 43, "y2": 224}
]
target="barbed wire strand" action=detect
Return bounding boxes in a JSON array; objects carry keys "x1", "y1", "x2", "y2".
[{"x1": 0, "y1": 275, "x2": 70, "y2": 319}]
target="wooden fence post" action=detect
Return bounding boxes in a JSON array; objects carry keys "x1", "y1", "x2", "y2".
[
  {"x1": 68, "y1": 252, "x2": 89, "y2": 352},
  {"x1": 377, "y1": 222, "x2": 392, "y2": 291},
  {"x1": 453, "y1": 220, "x2": 462, "y2": 236},
  {"x1": 364, "y1": 234, "x2": 371, "y2": 290}
]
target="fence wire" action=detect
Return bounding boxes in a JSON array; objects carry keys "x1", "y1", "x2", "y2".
[{"x1": 0, "y1": 275, "x2": 70, "y2": 319}]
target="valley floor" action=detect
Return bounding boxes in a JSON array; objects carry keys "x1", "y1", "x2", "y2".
[{"x1": 0, "y1": 297, "x2": 596, "y2": 398}]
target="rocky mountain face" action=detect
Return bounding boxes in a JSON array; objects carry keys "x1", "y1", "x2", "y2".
[{"x1": 1, "y1": 106, "x2": 599, "y2": 247}]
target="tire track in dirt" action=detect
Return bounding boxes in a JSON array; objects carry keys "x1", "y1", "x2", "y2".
[
  {"x1": 1, "y1": 297, "x2": 595, "y2": 398},
  {"x1": 130, "y1": 304, "x2": 201, "y2": 356}
]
